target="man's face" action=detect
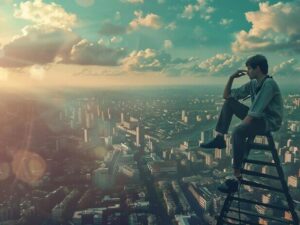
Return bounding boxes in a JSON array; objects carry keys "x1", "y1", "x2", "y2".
[{"x1": 247, "y1": 65, "x2": 258, "y2": 79}]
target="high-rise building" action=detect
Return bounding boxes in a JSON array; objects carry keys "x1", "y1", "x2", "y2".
[
  {"x1": 214, "y1": 148, "x2": 223, "y2": 160},
  {"x1": 182, "y1": 110, "x2": 186, "y2": 121},
  {"x1": 200, "y1": 129, "x2": 213, "y2": 144},
  {"x1": 288, "y1": 176, "x2": 299, "y2": 188},
  {"x1": 284, "y1": 151, "x2": 293, "y2": 163},
  {"x1": 93, "y1": 168, "x2": 113, "y2": 190},
  {"x1": 136, "y1": 126, "x2": 144, "y2": 148}
]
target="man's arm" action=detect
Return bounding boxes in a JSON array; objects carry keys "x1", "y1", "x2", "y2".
[{"x1": 223, "y1": 70, "x2": 247, "y2": 99}]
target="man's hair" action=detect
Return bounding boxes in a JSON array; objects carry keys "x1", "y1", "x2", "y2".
[{"x1": 246, "y1": 54, "x2": 268, "y2": 74}]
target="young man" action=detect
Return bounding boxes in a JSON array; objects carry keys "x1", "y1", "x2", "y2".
[{"x1": 200, "y1": 54, "x2": 283, "y2": 193}]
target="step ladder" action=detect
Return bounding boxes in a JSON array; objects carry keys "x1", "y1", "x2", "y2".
[{"x1": 217, "y1": 132, "x2": 299, "y2": 225}]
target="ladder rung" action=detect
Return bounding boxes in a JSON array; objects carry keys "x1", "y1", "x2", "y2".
[
  {"x1": 230, "y1": 196, "x2": 289, "y2": 211},
  {"x1": 228, "y1": 208, "x2": 292, "y2": 224},
  {"x1": 240, "y1": 179, "x2": 284, "y2": 193},
  {"x1": 244, "y1": 159, "x2": 276, "y2": 166},
  {"x1": 249, "y1": 143, "x2": 272, "y2": 151},
  {"x1": 223, "y1": 215, "x2": 261, "y2": 225},
  {"x1": 241, "y1": 169, "x2": 280, "y2": 180}
]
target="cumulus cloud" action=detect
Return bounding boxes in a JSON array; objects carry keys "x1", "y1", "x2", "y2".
[
  {"x1": 0, "y1": 24, "x2": 127, "y2": 67},
  {"x1": 232, "y1": 1, "x2": 300, "y2": 53},
  {"x1": 0, "y1": 25, "x2": 80, "y2": 67},
  {"x1": 122, "y1": 48, "x2": 171, "y2": 71},
  {"x1": 129, "y1": 11, "x2": 162, "y2": 30},
  {"x1": 164, "y1": 40, "x2": 173, "y2": 49},
  {"x1": 272, "y1": 58, "x2": 300, "y2": 76},
  {"x1": 121, "y1": 0, "x2": 143, "y2": 4},
  {"x1": 197, "y1": 53, "x2": 245, "y2": 75},
  {"x1": 99, "y1": 22, "x2": 127, "y2": 35},
  {"x1": 165, "y1": 22, "x2": 176, "y2": 30},
  {"x1": 121, "y1": 51, "x2": 245, "y2": 77},
  {"x1": 181, "y1": 0, "x2": 215, "y2": 20},
  {"x1": 220, "y1": 18, "x2": 233, "y2": 26},
  {"x1": 69, "y1": 39, "x2": 127, "y2": 66},
  {"x1": 14, "y1": 0, "x2": 77, "y2": 30}
]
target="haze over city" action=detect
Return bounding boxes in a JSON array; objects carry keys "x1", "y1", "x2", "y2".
[{"x1": 0, "y1": 1, "x2": 300, "y2": 225}]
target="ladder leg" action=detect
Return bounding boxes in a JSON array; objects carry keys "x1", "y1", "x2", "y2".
[
  {"x1": 217, "y1": 192, "x2": 234, "y2": 225},
  {"x1": 267, "y1": 136, "x2": 299, "y2": 225}
]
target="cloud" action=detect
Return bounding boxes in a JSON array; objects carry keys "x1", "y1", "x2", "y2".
[
  {"x1": 129, "y1": 11, "x2": 162, "y2": 30},
  {"x1": 14, "y1": 0, "x2": 77, "y2": 30},
  {"x1": 122, "y1": 48, "x2": 171, "y2": 71},
  {"x1": 164, "y1": 40, "x2": 173, "y2": 49},
  {"x1": 181, "y1": 0, "x2": 215, "y2": 20},
  {"x1": 161, "y1": 54, "x2": 245, "y2": 77},
  {"x1": 272, "y1": 58, "x2": 300, "y2": 76},
  {"x1": 232, "y1": 1, "x2": 300, "y2": 53},
  {"x1": 165, "y1": 22, "x2": 176, "y2": 30},
  {"x1": 30, "y1": 64, "x2": 46, "y2": 80},
  {"x1": 0, "y1": 25, "x2": 126, "y2": 67},
  {"x1": 220, "y1": 18, "x2": 233, "y2": 26},
  {"x1": 68, "y1": 39, "x2": 127, "y2": 66},
  {"x1": 99, "y1": 22, "x2": 127, "y2": 36},
  {"x1": 0, "y1": 25, "x2": 80, "y2": 67},
  {"x1": 197, "y1": 53, "x2": 245, "y2": 75},
  {"x1": 158, "y1": 0, "x2": 165, "y2": 4},
  {"x1": 75, "y1": 0, "x2": 95, "y2": 7},
  {"x1": 121, "y1": 0, "x2": 143, "y2": 4}
]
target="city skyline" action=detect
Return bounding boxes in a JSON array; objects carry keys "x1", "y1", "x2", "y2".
[{"x1": 0, "y1": 0, "x2": 300, "y2": 90}]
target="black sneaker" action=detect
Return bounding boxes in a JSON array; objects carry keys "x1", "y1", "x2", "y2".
[
  {"x1": 217, "y1": 178, "x2": 240, "y2": 193},
  {"x1": 200, "y1": 135, "x2": 226, "y2": 149}
]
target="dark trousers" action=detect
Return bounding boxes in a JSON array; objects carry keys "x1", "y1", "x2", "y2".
[{"x1": 216, "y1": 98, "x2": 266, "y2": 169}]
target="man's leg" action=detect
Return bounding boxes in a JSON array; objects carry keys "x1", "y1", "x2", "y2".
[
  {"x1": 201, "y1": 97, "x2": 249, "y2": 148},
  {"x1": 218, "y1": 117, "x2": 266, "y2": 193},
  {"x1": 232, "y1": 118, "x2": 266, "y2": 177},
  {"x1": 215, "y1": 97, "x2": 249, "y2": 134}
]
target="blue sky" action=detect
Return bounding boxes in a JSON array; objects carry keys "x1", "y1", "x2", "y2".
[{"x1": 0, "y1": 0, "x2": 300, "y2": 88}]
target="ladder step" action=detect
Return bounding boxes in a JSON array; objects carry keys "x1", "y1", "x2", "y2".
[
  {"x1": 249, "y1": 143, "x2": 272, "y2": 151},
  {"x1": 240, "y1": 179, "x2": 284, "y2": 193},
  {"x1": 241, "y1": 169, "x2": 280, "y2": 180},
  {"x1": 230, "y1": 196, "x2": 289, "y2": 211},
  {"x1": 244, "y1": 159, "x2": 276, "y2": 166},
  {"x1": 223, "y1": 215, "x2": 261, "y2": 225},
  {"x1": 229, "y1": 207, "x2": 292, "y2": 224}
]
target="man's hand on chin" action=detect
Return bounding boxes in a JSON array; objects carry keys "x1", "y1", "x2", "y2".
[{"x1": 243, "y1": 115, "x2": 253, "y2": 125}]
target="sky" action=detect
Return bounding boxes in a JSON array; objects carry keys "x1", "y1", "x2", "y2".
[{"x1": 0, "y1": 0, "x2": 300, "y2": 90}]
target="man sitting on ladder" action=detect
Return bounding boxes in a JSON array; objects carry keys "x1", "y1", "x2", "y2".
[{"x1": 200, "y1": 54, "x2": 283, "y2": 193}]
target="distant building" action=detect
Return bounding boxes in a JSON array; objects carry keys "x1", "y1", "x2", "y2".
[
  {"x1": 147, "y1": 161, "x2": 177, "y2": 177},
  {"x1": 200, "y1": 129, "x2": 213, "y2": 144},
  {"x1": 188, "y1": 184, "x2": 215, "y2": 211},
  {"x1": 174, "y1": 215, "x2": 193, "y2": 225},
  {"x1": 92, "y1": 168, "x2": 113, "y2": 190},
  {"x1": 73, "y1": 208, "x2": 103, "y2": 225},
  {"x1": 214, "y1": 148, "x2": 223, "y2": 160},
  {"x1": 261, "y1": 165, "x2": 270, "y2": 174},
  {"x1": 288, "y1": 176, "x2": 299, "y2": 188},
  {"x1": 284, "y1": 151, "x2": 294, "y2": 163}
]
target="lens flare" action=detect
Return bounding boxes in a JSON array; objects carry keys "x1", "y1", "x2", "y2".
[
  {"x1": 0, "y1": 162, "x2": 11, "y2": 181},
  {"x1": 12, "y1": 151, "x2": 47, "y2": 184}
]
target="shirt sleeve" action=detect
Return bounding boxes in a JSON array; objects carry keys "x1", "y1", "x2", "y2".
[
  {"x1": 229, "y1": 81, "x2": 252, "y2": 100},
  {"x1": 248, "y1": 80, "x2": 275, "y2": 118}
]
